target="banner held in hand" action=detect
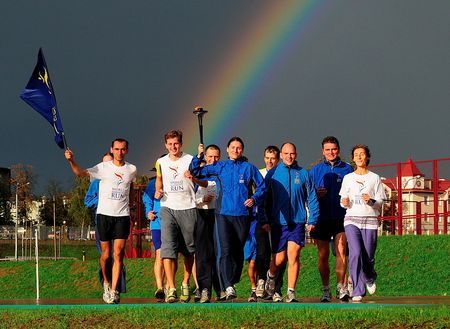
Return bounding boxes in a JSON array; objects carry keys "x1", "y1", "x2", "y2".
[{"x1": 20, "y1": 48, "x2": 67, "y2": 149}]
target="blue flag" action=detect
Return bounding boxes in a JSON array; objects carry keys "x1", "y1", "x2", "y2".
[{"x1": 20, "y1": 48, "x2": 66, "y2": 149}]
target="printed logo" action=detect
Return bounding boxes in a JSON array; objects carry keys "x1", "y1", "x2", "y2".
[
  {"x1": 169, "y1": 166, "x2": 179, "y2": 179},
  {"x1": 38, "y1": 68, "x2": 52, "y2": 94},
  {"x1": 356, "y1": 180, "x2": 365, "y2": 192},
  {"x1": 114, "y1": 172, "x2": 124, "y2": 186}
]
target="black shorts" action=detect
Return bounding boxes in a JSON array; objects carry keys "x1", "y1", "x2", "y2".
[
  {"x1": 310, "y1": 219, "x2": 344, "y2": 242},
  {"x1": 97, "y1": 214, "x2": 130, "y2": 241}
]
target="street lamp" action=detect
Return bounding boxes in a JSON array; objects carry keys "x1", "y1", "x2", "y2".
[{"x1": 15, "y1": 181, "x2": 30, "y2": 260}]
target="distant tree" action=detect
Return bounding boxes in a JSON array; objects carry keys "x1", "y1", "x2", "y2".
[
  {"x1": 10, "y1": 164, "x2": 35, "y2": 225},
  {"x1": 0, "y1": 168, "x2": 12, "y2": 224},
  {"x1": 39, "y1": 178, "x2": 69, "y2": 226},
  {"x1": 135, "y1": 174, "x2": 149, "y2": 186},
  {"x1": 67, "y1": 176, "x2": 93, "y2": 228}
]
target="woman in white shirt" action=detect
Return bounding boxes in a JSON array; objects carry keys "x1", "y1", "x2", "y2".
[{"x1": 339, "y1": 144, "x2": 386, "y2": 303}]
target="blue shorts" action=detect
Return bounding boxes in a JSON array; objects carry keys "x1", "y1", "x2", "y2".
[
  {"x1": 243, "y1": 220, "x2": 257, "y2": 261},
  {"x1": 271, "y1": 223, "x2": 306, "y2": 253},
  {"x1": 244, "y1": 236, "x2": 256, "y2": 261},
  {"x1": 151, "y1": 229, "x2": 162, "y2": 251}
]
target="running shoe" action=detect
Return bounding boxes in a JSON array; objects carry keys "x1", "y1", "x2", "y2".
[
  {"x1": 320, "y1": 286, "x2": 332, "y2": 302},
  {"x1": 216, "y1": 291, "x2": 227, "y2": 302},
  {"x1": 256, "y1": 279, "x2": 265, "y2": 298},
  {"x1": 248, "y1": 290, "x2": 257, "y2": 302},
  {"x1": 347, "y1": 281, "x2": 353, "y2": 297},
  {"x1": 272, "y1": 292, "x2": 283, "y2": 303},
  {"x1": 165, "y1": 288, "x2": 178, "y2": 303},
  {"x1": 112, "y1": 290, "x2": 120, "y2": 304},
  {"x1": 193, "y1": 288, "x2": 201, "y2": 302},
  {"x1": 102, "y1": 282, "x2": 111, "y2": 304},
  {"x1": 154, "y1": 288, "x2": 165, "y2": 301},
  {"x1": 225, "y1": 286, "x2": 237, "y2": 301},
  {"x1": 366, "y1": 281, "x2": 376, "y2": 295},
  {"x1": 200, "y1": 288, "x2": 210, "y2": 303},
  {"x1": 265, "y1": 270, "x2": 276, "y2": 297},
  {"x1": 284, "y1": 290, "x2": 298, "y2": 303},
  {"x1": 180, "y1": 284, "x2": 191, "y2": 303},
  {"x1": 352, "y1": 295, "x2": 363, "y2": 303},
  {"x1": 106, "y1": 290, "x2": 120, "y2": 304},
  {"x1": 337, "y1": 283, "x2": 350, "y2": 301}
]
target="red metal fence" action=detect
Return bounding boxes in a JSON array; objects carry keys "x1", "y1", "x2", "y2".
[{"x1": 370, "y1": 157, "x2": 450, "y2": 236}]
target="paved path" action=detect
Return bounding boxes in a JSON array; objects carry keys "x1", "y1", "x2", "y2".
[{"x1": 0, "y1": 296, "x2": 448, "y2": 309}]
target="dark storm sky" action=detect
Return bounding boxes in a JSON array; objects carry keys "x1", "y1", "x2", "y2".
[{"x1": 1, "y1": 1, "x2": 449, "y2": 193}]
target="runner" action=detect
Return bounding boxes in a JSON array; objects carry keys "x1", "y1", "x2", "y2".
[
  {"x1": 65, "y1": 138, "x2": 137, "y2": 304},
  {"x1": 339, "y1": 144, "x2": 386, "y2": 303},
  {"x1": 84, "y1": 152, "x2": 127, "y2": 296},
  {"x1": 264, "y1": 142, "x2": 319, "y2": 302},
  {"x1": 154, "y1": 130, "x2": 197, "y2": 303},
  {"x1": 256, "y1": 145, "x2": 286, "y2": 302},
  {"x1": 309, "y1": 136, "x2": 353, "y2": 302},
  {"x1": 191, "y1": 137, "x2": 266, "y2": 300},
  {"x1": 142, "y1": 171, "x2": 165, "y2": 302},
  {"x1": 186, "y1": 144, "x2": 223, "y2": 303}
]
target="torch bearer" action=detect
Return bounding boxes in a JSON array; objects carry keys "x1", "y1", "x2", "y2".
[{"x1": 193, "y1": 106, "x2": 208, "y2": 145}]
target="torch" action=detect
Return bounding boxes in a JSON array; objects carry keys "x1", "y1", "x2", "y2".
[{"x1": 193, "y1": 106, "x2": 208, "y2": 145}]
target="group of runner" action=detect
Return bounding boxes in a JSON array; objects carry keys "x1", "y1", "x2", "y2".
[{"x1": 64, "y1": 131, "x2": 385, "y2": 304}]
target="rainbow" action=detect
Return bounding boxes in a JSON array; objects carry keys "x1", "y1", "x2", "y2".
[{"x1": 180, "y1": 0, "x2": 328, "y2": 152}]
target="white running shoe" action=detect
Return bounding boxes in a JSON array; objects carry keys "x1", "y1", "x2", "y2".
[
  {"x1": 352, "y1": 295, "x2": 363, "y2": 303},
  {"x1": 107, "y1": 289, "x2": 120, "y2": 304},
  {"x1": 225, "y1": 286, "x2": 237, "y2": 301},
  {"x1": 272, "y1": 292, "x2": 283, "y2": 303},
  {"x1": 284, "y1": 290, "x2": 298, "y2": 303},
  {"x1": 256, "y1": 279, "x2": 265, "y2": 298},
  {"x1": 337, "y1": 283, "x2": 350, "y2": 301},
  {"x1": 102, "y1": 283, "x2": 111, "y2": 304},
  {"x1": 347, "y1": 281, "x2": 353, "y2": 297},
  {"x1": 366, "y1": 282, "x2": 376, "y2": 295}
]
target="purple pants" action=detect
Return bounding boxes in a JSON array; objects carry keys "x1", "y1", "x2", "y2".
[{"x1": 345, "y1": 224, "x2": 378, "y2": 297}]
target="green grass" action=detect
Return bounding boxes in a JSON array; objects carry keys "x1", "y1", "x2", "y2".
[
  {"x1": 0, "y1": 235, "x2": 448, "y2": 328},
  {"x1": 0, "y1": 235, "x2": 448, "y2": 300},
  {"x1": 0, "y1": 240, "x2": 103, "y2": 260},
  {"x1": 1, "y1": 305, "x2": 449, "y2": 328}
]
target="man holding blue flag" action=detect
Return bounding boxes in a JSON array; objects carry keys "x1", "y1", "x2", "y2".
[{"x1": 20, "y1": 48, "x2": 66, "y2": 149}]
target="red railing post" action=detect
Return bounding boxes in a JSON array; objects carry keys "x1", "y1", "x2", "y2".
[
  {"x1": 444, "y1": 201, "x2": 448, "y2": 234},
  {"x1": 433, "y1": 160, "x2": 439, "y2": 234},
  {"x1": 397, "y1": 163, "x2": 403, "y2": 235},
  {"x1": 416, "y1": 201, "x2": 422, "y2": 235}
]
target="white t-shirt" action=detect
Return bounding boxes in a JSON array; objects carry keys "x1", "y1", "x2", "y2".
[
  {"x1": 156, "y1": 153, "x2": 196, "y2": 210},
  {"x1": 195, "y1": 181, "x2": 217, "y2": 209},
  {"x1": 339, "y1": 171, "x2": 386, "y2": 218},
  {"x1": 87, "y1": 161, "x2": 137, "y2": 216}
]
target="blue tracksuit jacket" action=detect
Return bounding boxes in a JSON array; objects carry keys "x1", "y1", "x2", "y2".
[
  {"x1": 309, "y1": 158, "x2": 353, "y2": 222},
  {"x1": 191, "y1": 156, "x2": 265, "y2": 217},
  {"x1": 142, "y1": 178, "x2": 161, "y2": 230},
  {"x1": 264, "y1": 162, "x2": 319, "y2": 226}
]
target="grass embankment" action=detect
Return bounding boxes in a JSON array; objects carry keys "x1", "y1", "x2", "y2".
[
  {"x1": 1, "y1": 305, "x2": 449, "y2": 329},
  {"x1": 0, "y1": 235, "x2": 448, "y2": 299}
]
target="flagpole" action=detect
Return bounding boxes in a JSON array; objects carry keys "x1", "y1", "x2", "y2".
[
  {"x1": 62, "y1": 132, "x2": 68, "y2": 150},
  {"x1": 35, "y1": 227, "x2": 40, "y2": 301}
]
